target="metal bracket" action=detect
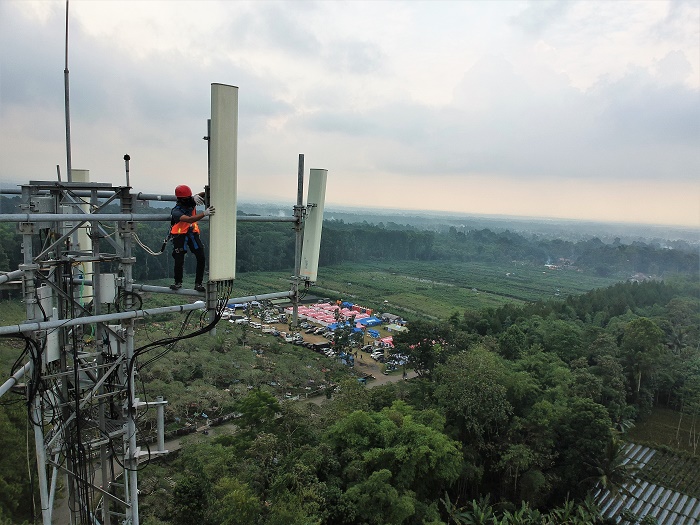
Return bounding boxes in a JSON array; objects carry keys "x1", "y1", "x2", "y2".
[
  {"x1": 118, "y1": 221, "x2": 135, "y2": 233},
  {"x1": 17, "y1": 222, "x2": 35, "y2": 234}
]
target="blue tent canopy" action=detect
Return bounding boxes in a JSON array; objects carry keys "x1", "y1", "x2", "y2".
[
  {"x1": 328, "y1": 322, "x2": 363, "y2": 332},
  {"x1": 227, "y1": 302, "x2": 247, "y2": 309},
  {"x1": 357, "y1": 317, "x2": 382, "y2": 327}
]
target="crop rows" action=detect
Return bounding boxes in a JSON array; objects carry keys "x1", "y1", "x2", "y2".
[
  {"x1": 641, "y1": 449, "x2": 700, "y2": 498},
  {"x1": 596, "y1": 443, "x2": 700, "y2": 524},
  {"x1": 312, "y1": 261, "x2": 620, "y2": 319}
]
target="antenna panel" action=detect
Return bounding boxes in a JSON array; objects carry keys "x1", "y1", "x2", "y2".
[
  {"x1": 208, "y1": 83, "x2": 238, "y2": 281},
  {"x1": 71, "y1": 170, "x2": 93, "y2": 297},
  {"x1": 37, "y1": 286, "x2": 60, "y2": 365},
  {"x1": 300, "y1": 169, "x2": 328, "y2": 282},
  {"x1": 97, "y1": 273, "x2": 117, "y2": 303},
  {"x1": 37, "y1": 284, "x2": 53, "y2": 316},
  {"x1": 30, "y1": 196, "x2": 54, "y2": 229},
  {"x1": 45, "y1": 308, "x2": 59, "y2": 366},
  {"x1": 107, "y1": 325, "x2": 126, "y2": 356}
]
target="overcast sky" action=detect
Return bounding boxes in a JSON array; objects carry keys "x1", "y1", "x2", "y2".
[{"x1": 1, "y1": 0, "x2": 698, "y2": 227}]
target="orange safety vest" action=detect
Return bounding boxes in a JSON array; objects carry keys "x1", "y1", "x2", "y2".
[{"x1": 170, "y1": 207, "x2": 200, "y2": 235}]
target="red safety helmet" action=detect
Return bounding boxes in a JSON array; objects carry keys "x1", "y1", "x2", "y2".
[{"x1": 174, "y1": 185, "x2": 192, "y2": 198}]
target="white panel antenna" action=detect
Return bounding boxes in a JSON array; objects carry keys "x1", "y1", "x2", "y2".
[
  {"x1": 97, "y1": 273, "x2": 117, "y2": 303},
  {"x1": 71, "y1": 170, "x2": 93, "y2": 299},
  {"x1": 45, "y1": 310, "x2": 60, "y2": 366},
  {"x1": 208, "y1": 83, "x2": 238, "y2": 281},
  {"x1": 299, "y1": 169, "x2": 328, "y2": 282},
  {"x1": 37, "y1": 286, "x2": 60, "y2": 365}
]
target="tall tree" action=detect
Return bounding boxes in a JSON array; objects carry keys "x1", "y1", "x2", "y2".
[
  {"x1": 498, "y1": 324, "x2": 527, "y2": 360},
  {"x1": 393, "y1": 320, "x2": 452, "y2": 380},
  {"x1": 555, "y1": 397, "x2": 613, "y2": 498},
  {"x1": 434, "y1": 347, "x2": 513, "y2": 445},
  {"x1": 620, "y1": 317, "x2": 665, "y2": 406},
  {"x1": 0, "y1": 402, "x2": 33, "y2": 523}
]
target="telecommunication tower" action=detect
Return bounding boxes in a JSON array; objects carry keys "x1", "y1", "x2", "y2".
[{"x1": 0, "y1": 84, "x2": 327, "y2": 525}]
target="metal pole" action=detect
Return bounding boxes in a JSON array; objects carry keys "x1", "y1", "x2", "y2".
[
  {"x1": 0, "y1": 212, "x2": 296, "y2": 223},
  {"x1": 33, "y1": 396, "x2": 52, "y2": 525},
  {"x1": 0, "y1": 362, "x2": 30, "y2": 398},
  {"x1": 156, "y1": 396, "x2": 165, "y2": 452},
  {"x1": 93, "y1": 187, "x2": 111, "y2": 525},
  {"x1": 48, "y1": 454, "x2": 60, "y2": 521},
  {"x1": 120, "y1": 188, "x2": 140, "y2": 525},
  {"x1": 292, "y1": 154, "x2": 304, "y2": 328},
  {"x1": 126, "y1": 325, "x2": 139, "y2": 525},
  {"x1": 0, "y1": 302, "x2": 208, "y2": 336},
  {"x1": 18, "y1": 186, "x2": 53, "y2": 524},
  {"x1": 64, "y1": 0, "x2": 72, "y2": 182},
  {"x1": 0, "y1": 269, "x2": 23, "y2": 286},
  {"x1": 124, "y1": 154, "x2": 130, "y2": 188}
]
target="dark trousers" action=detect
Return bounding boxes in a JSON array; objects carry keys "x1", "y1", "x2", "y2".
[{"x1": 172, "y1": 232, "x2": 205, "y2": 284}]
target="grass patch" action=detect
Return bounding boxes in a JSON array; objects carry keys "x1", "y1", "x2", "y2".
[
  {"x1": 152, "y1": 259, "x2": 620, "y2": 322},
  {"x1": 0, "y1": 300, "x2": 32, "y2": 376}
]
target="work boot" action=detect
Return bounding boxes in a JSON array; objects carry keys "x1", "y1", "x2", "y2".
[
  {"x1": 194, "y1": 283, "x2": 206, "y2": 293},
  {"x1": 170, "y1": 283, "x2": 182, "y2": 290}
]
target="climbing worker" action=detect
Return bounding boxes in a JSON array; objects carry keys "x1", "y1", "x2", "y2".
[{"x1": 169, "y1": 184, "x2": 215, "y2": 292}]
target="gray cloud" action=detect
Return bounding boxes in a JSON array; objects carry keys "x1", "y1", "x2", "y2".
[
  {"x1": 250, "y1": 2, "x2": 321, "y2": 55},
  {"x1": 0, "y1": 3, "x2": 65, "y2": 108},
  {"x1": 594, "y1": 63, "x2": 700, "y2": 148},
  {"x1": 509, "y1": 0, "x2": 572, "y2": 36},
  {"x1": 294, "y1": 52, "x2": 699, "y2": 183},
  {"x1": 323, "y1": 39, "x2": 384, "y2": 75},
  {"x1": 653, "y1": 0, "x2": 699, "y2": 41},
  {"x1": 2, "y1": 1, "x2": 697, "y2": 226}
]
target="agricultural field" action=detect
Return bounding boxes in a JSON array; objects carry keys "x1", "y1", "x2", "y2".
[
  {"x1": 640, "y1": 445, "x2": 700, "y2": 498},
  {"x1": 628, "y1": 406, "x2": 700, "y2": 456},
  {"x1": 231, "y1": 260, "x2": 622, "y2": 320}
]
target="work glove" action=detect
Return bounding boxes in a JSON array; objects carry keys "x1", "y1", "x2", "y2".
[
  {"x1": 203, "y1": 206, "x2": 216, "y2": 217},
  {"x1": 194, "y1": 194, "x2": 205, "y2": 205}
]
